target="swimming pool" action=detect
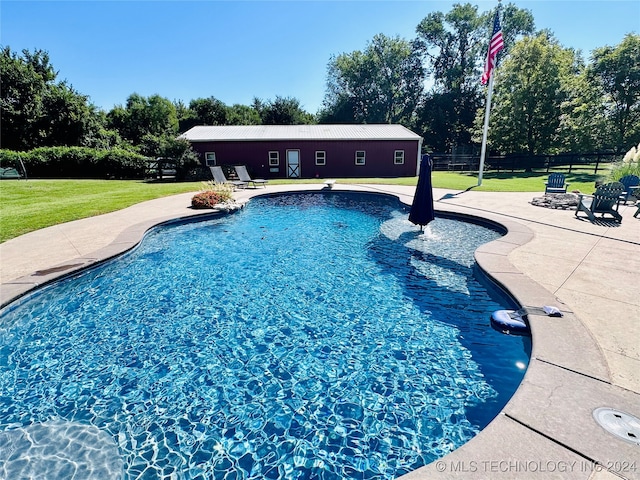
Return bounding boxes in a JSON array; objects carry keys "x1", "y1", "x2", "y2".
[{"x1": 0, "y1": 192, "x2": 530, "y2": 479}]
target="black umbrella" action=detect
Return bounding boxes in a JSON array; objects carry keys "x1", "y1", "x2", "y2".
[{"x1": 409, "y1": 154, "x2": 435, "y2": 230}]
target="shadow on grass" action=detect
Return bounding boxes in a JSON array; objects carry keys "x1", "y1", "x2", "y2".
[{"x1": 478, "y1": 171, "x2": 601, "y2": 183}]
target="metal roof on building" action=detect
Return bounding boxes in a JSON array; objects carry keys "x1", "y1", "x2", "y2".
[{"x1": 180, "y1": 124, "x2": 422, "y2": 142}]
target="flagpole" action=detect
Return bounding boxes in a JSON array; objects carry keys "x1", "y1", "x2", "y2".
[
  {"x1": 478, "y1": 0, "x2": 503, "y2": 186},
  {"x1": 478, "y1": 73, "x2": 494, "y2": 186}
]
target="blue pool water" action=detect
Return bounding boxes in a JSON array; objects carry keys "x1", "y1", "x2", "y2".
[{"x1": 0, "y1": 192, "x2": 530, "y2": 479}]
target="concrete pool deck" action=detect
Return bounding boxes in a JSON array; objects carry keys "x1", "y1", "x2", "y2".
[{"x1": 0, "y1": 183, "x2": 638, "y2": 479}]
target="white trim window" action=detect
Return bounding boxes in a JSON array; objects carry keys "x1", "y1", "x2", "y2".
[
  {"x1": 205, "y1": 152, "x2": 216, "y2": 166},
  {"x1": 394, "y1": 150, "x2": 405, "y2": 165},
  {"x1": 315, "y1": 151, "x2": 326, "y2": 165},
  {"x1": 355, "y1": 150, "x2": 366, "y2": 165},
  {"x1": 269, "y1": 151, "x2": 279, "y2": 166}
]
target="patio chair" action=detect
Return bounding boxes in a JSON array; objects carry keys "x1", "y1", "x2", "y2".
[
  {"x1": 0, "y1": 167, "x2": 23, "y2": 179},
  {"x1": 545, "y1": 173, "x2": 569, "y2": 193},
  {"x1": 618, "y1": 174, "x2": 639, "y2": 204},
  {"x1": 234, "y1": 165, "x2": 267, "y2": 188},
  {"x1": 209, "y1": 166, "x2": 247, "y2": 190},
  {"x1": 574, "y1": 182, "x2": 625, "y2": 223}
]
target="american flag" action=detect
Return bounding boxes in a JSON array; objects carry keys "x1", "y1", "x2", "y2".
[{"x1": 481, "y1": 10, "x2": 504, "y2": 85}]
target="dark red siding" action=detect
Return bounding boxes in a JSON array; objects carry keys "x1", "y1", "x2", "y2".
[{"x1": 190, "y1": 139, "x2": 419, "y2": 179}]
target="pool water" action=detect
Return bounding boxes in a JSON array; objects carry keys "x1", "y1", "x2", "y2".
[{"x1": 0, "y1": 192, "x2": 530, "y2": 479}]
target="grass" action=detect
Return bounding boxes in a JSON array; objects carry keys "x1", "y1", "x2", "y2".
[
  {"x1": 261, "y1": 170, "x2": 603, "y2": 192},
  {"x1": 431, "y1": 170, "x2": 601, "y2": 192},
  {"x1": 0, "y1": 180, "x2": 201, "y2": 243},
  {"x1": 0, "y1": 171, "x2": 605, "y2": 243}
]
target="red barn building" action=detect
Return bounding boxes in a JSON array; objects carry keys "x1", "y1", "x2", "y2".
[{"x1": 180, "y1": 124, "x2": 422, "y2": 179}]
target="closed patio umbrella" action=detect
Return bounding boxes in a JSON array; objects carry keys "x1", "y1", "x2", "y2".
[{"x1": 409, "y1": 155, "x2": 435, "y2": 230}]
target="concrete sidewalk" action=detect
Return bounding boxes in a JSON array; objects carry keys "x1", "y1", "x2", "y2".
[{"x1": 1, "y1": 184, "x2": 639, "y2": 479}]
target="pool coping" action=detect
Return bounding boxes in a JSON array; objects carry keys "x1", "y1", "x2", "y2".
[
  {"x1": 1, "y1": 185, "x2": 638, "y2": 480},
  {"x1": 401, "y1": 204, "x2": 638, "y2": 480}
]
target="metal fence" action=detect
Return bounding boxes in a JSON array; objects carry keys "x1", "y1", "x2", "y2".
[{"x1": 429, "y1": 152, "x2": 620, "y2": 174}]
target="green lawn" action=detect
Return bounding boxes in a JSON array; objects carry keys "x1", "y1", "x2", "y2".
[
  {"x1": 432, "y1": 170, "x2": 601, "y2": 192},
  {"x1": 269, "y1": 170, "x2": 601, "y2": 192},
  {"x1": 0, "y1": 180, "x2": 202, "y2": 242},
  {"x1": 0, "y1": 172, "x2": 603, "y2": 243}
]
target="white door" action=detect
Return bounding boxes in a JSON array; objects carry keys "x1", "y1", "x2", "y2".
[{"x1": 287, "y1": 150, "x2": 300, "y2": 178}]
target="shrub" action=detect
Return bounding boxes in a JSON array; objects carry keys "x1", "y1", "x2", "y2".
[
  {"x1": 183, "y1": 166, "x2": 211, "y2": 181},
  {"x1": 191, "y1": 182, "x2": 234, "y2": 209},
  {"x1": 0, "y1": 150, "x2": 28, "y2": 171},
  {"x1": 97, "y1": 148, "x2": 147, "y2": 178},
  {"x1": 139, "y1": 135, "x2": 200, "y2": 180},
  {"x1": 199, "y1": 180, "x2": 234, "y2": 196},
  {"x1": 607, "y1": 143, "x2": 640, "y2": 182},
  {"x1": 0, "y1": 147, "x2": 146, "y2": 178},
  {"x1": 191, "y1": 191, "x2": 231, "y2": 209}
]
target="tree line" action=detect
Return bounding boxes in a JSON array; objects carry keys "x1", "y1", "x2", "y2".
[{"x1": 1, "y1": 2, "x2": 639, "y2": 164}]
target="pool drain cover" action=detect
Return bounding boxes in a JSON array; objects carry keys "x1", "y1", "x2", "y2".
[{"x1": 593, "y1": 407, "x2": 640, "y2": 445}]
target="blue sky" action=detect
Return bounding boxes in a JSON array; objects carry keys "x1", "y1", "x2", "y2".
[{"x1": 2, "y1": 1, "x2": 639, "y2": 115}]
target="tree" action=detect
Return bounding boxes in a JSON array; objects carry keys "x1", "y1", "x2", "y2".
[
  {"x1": 483, "y1": 32, "x2": 579, "y2": 156},
  {"x1": 1, "y1": 47, "x2": 49, "y2": 150},
  {"x1": 38, "y1": 82, "x2": 107, "y2": 148},
  {"x1": 189, "y1": 96, "x2": 228, "y2": 126},
  {"x1": 226, "y1": 104, "x2": 261, "y2": 125},
  {"x1": 1, "y1": 47, "x2": 109, "y2": 150},
  {"x1": 253, "y1": 96, "x2": 314, "y2": 125},
  {"x1": 413, "y1": 3, "x2": 534, "y2": 151},
  {"x1": 322, "y1": 34, "x2": 424, "y2": 124},
  {"x1": 107, "y1": 93, "x2": 179, "y2": 145},
  {"x1": 317, "y1": 95, "x2": 359, "y2": 124},
  {"x1": 415, "y1": 4, "x2": 485, "y2": 95},
  {"x1": 414, "y1": 93, "x2": 459, "y2": 152},
  {"x1": 557, "y1": 67, "x2": 609, "y2": 153},
  {"x1": 588, "y1": 34, "x2": 640, "y2": 152},
  {"x1": 138, "y1": 135, "x2": 199, "y2": 174},
  {"x1": 175, "y1": 99, "x2": 198, "y2": 133},
  {"x1": 499, "y1": 3, "x2": 536, "y2": 54}
]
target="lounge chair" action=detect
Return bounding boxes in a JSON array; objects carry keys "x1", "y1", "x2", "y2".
[
  {"x1": 575, "y1": 182, "x2": 625, "y2": 223},
  {"x1": 209, "y1": 166, "x2": 247, "y2": 190},
  {"x1": 618, "y1": 175, "x2": 639, "y2": 204},
  {"x1": 234, "y1": 165, "x2": 267, "y2": 188},
  {"x1": 0, "y1": 167, "x2": 23, "y2": 179},
  {"x1": 545, "y1": 173, "x2": 569, "y2": 193}
]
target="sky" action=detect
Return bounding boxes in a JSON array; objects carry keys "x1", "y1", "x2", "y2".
[{"x1": 2, "y1": 0, "x2": 639, "y2": 115}]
